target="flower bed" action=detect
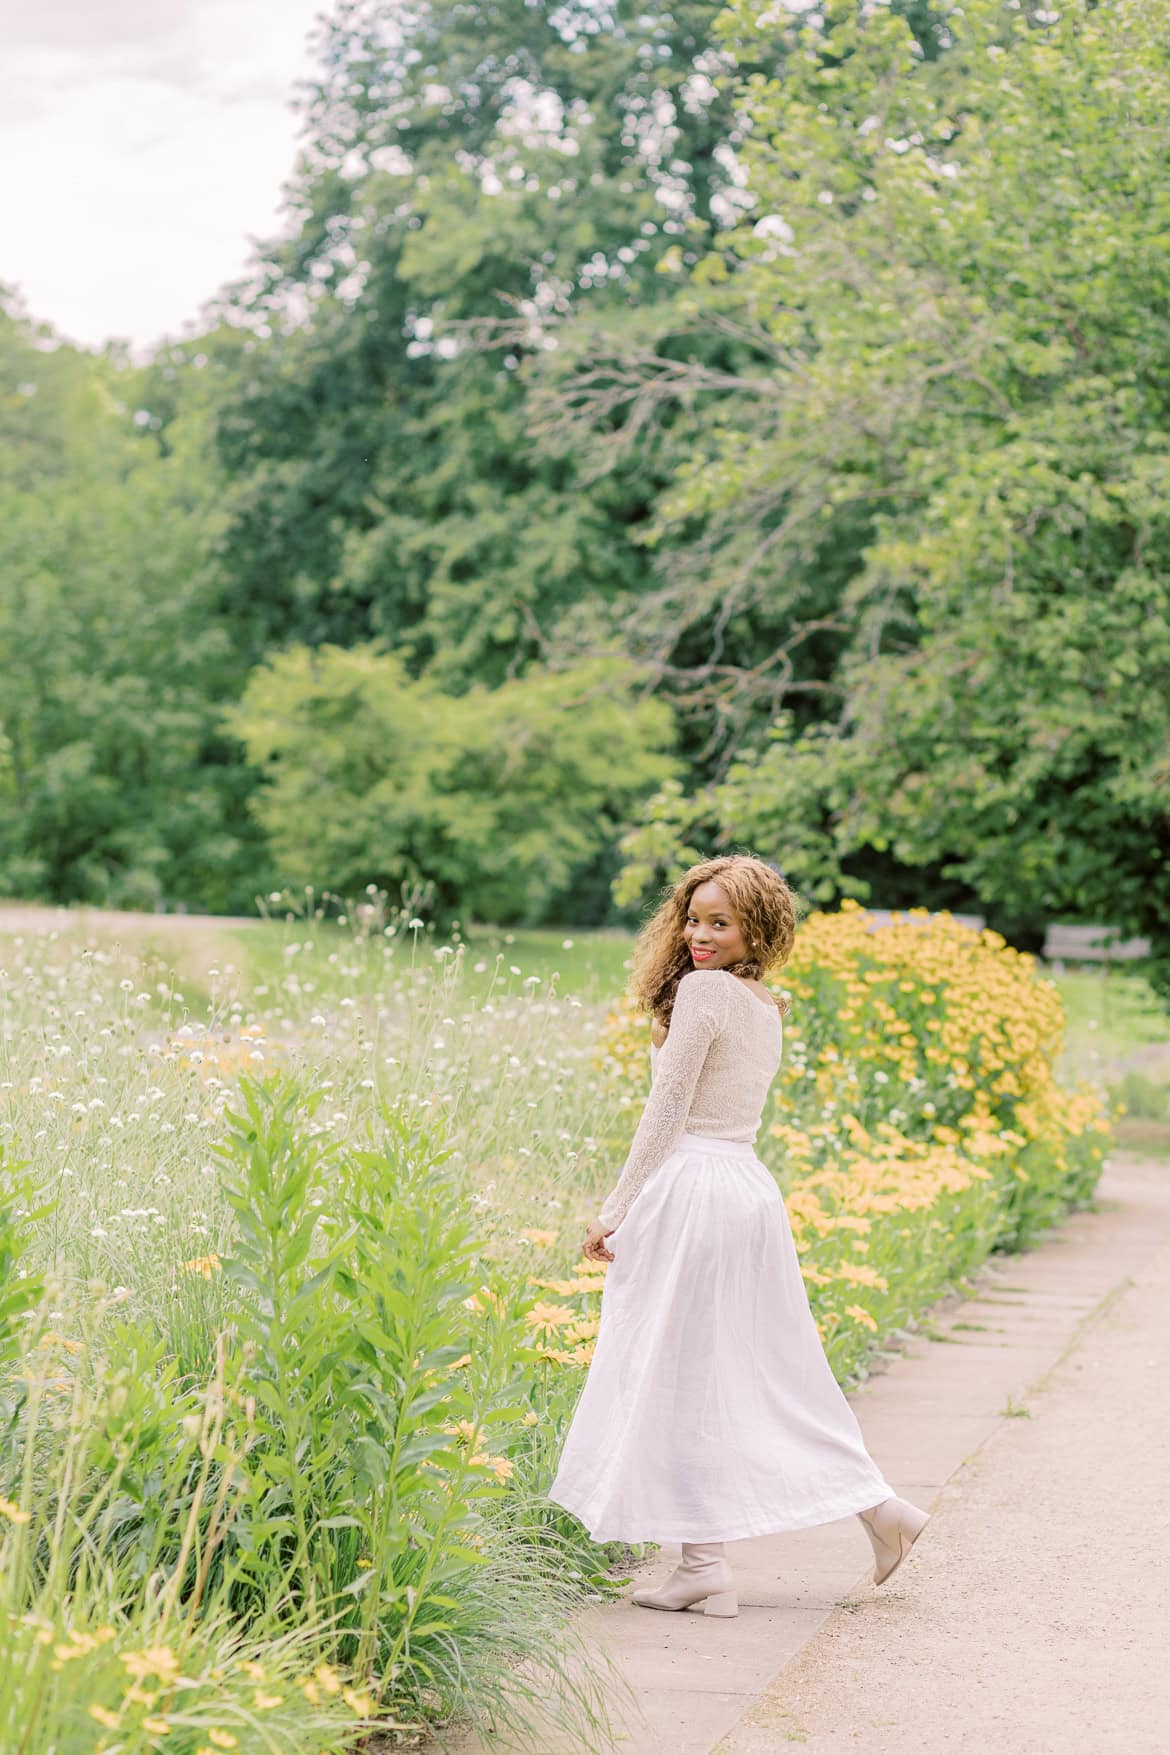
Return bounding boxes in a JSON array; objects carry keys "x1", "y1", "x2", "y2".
[{"x1": 585, "y1": 905, "x2": 1110, "y2": 1378}]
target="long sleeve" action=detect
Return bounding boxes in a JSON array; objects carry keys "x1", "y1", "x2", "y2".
[{"x1": 597, "y1": 971, "x2": 729, "y2": 1232}]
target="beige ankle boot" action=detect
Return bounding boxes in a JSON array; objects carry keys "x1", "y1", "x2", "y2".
[
  {"x1": 857, "y1": 1495, "x2": 930, "y2": 1585},
  {"x1": 632, "y1": 1541, "x2": 739, "y2": 1616}
]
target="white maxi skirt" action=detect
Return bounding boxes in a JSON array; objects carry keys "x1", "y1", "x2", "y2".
[{"x1": 548, "y1": 1131, "x2": 894, "y2": 1544}]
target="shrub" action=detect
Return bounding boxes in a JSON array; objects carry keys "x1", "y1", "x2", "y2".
[
  {"x1": 594, "y1": 905, "x2": 1110, "y2": 1379},
  {"x1": 1111, "y1": 1069, "x2": 1170, "y2": 1122},
  {"x1": 0, "y1": 1076, "x2": 615, "y2": 1754}
]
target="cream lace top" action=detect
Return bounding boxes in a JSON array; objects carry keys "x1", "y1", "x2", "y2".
[{"x1": 597, "y1": 967, "x2": 784, "y2": 1232}]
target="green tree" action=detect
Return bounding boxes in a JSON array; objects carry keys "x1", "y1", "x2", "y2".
[
  {"x1": 0, "y1": 295, "x2": 265, "y2": 910},
  {"x1": 597, "y1": 0, "x2": 1170, "y2": 970},
  {"x1": 228, "y1": 646, "x2": 679, "y2": 923},
  {"x1": 201, "y1": 0, "x2": 781, "y2": 705}
]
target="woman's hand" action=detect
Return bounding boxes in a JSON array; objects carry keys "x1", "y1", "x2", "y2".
[{"x1": 583, "y1": 1217, "x2": 614, "y2": 1263}]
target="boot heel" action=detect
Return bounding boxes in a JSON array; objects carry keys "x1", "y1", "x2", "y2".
[
  {"x1": 859, "y1": 1496, "x2": 931, "y2": 1585},
  {"x1": 702, "y1": 1589, "x2": 739, "y2": 1617}
]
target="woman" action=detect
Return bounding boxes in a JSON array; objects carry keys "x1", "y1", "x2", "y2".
[{"x1": 547, "y1": 854, "x2": 929, "y2": 1616}]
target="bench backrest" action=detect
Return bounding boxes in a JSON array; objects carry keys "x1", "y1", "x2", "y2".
[{"x1": 1042, "y1": 924, "x2": 1151, "y2": 962}]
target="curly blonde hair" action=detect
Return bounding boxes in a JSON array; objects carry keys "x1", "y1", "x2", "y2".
[{"x1": 627, "y1": 853, "x2": 801, "y2": 1030}]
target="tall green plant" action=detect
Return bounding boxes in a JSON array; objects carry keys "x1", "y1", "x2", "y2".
[{"x1": 211, "y1": 1074, "x2": 616, "y2": 1744}]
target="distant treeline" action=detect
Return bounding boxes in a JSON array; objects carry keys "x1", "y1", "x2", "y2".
[{"x1": 2, "y1": 0, "x2": 1167, "y2": 981}]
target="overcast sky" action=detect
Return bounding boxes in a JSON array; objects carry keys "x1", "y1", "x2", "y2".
[{"x1": 0, "y1": 0, "x2": 329, "y2": 358}]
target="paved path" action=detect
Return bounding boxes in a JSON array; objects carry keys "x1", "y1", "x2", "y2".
[
  {"x1": 433, "y1": 1152, "x2": 1170, "y2": 1755},
  {"x1": 717, "y1": 1150, "x2": 1170, "y2": 1755},
  {"x1": 0, "y1": 904, "x2": 258, "y2": 934}
]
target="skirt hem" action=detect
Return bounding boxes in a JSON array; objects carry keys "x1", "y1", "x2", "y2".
[{"x1": 549, "y1": 1479, "x2": 894, "y2": 1546}]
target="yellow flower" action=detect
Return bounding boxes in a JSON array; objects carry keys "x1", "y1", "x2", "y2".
[
  {"x1": 240, "y1": 1660, "x2": 266, "y2": 1682},
  {"x1": 523, "y1": 1301, "x2": 576, "y2": 1330},
  {"x1": 343, "y1": 1687, "x2": 376, "y2": 1716},
  {"x1": 521, "y1": 1410, "x2": 539, "y2": 1425},
  {"x1": 520, "y1": 1228, "x2": 558, "y2": 1247},
  {"x1": 0, "y1": 1496, "x2": 30, "y2": 1524},
  {"x1": 571, "y1": 1257, "x2": 608, "y2": 1279},
  {"x1": 835, "y1": 1261, "x2": 888, "y2": 1290},
  {"x1": 122, "y1": 1646, "x2": 180, "y2": 1686},
  {"x1": 54, "y1": 1634, "x2": 107, "y2": 1666},
  {"x1": 143, "y1": 1717, "x2": 171, "y2": 1735},
  {"x1": 844, "y1": 1304, "x2": 879, "y2": 1332},
  {"x1": 206, "y1": 1733, "x2": 238, "y2": 1751},
  {"x1": 313, "y1": 1663, "x2": 342, "y2": 1696},
  {"x1": 180, "y1": 1255, "x2": 221, "y2": 1279},
  {"x1": 253, "y1": 1690, "x2": 283, "y2": 1709},
  {"x1": 41, "y1": 1331, "x2": 83, "y2": 1354},
  {"x1": 90, "y1": 1706, "x2": 121, "y2": 1730}
]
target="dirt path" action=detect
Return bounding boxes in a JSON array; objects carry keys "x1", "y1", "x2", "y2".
[
  {"x1": 0, "y1": 904, "x2": 257, "y2": 935},
  {"x1": 0, "y1": 902, "x2": 258, "y2": 993}
]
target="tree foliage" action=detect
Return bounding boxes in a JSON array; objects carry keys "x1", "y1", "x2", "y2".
[
  {"x1": 0, "y1": 297, "x2": 265, "y2": 910},
  {"x1": 4, "y1": 0, "x2": 1168, "y2": 961},
  {"x1": 205, "y1": 0, "x2": 761, "y2": 695},
  {"x1": 228, "y1": 647, "x2": 679, "y2": 923},
  {"x1": 595, "y1": 0, "x2": 1170, "y2": 968}
]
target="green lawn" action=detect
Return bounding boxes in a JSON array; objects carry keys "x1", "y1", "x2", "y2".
[
  {"x1": 220, "y1": 917, "x2": 638, "y2": 1013},
  {"x1": 1053, "y1": 967, "x2": 1170, "y2": 1082},
  {"x1": 223, "y1": 920, "x2": 1170, "y2": 1084}
]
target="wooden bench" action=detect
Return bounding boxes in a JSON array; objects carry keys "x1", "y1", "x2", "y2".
[
  {"x1": 1042, "y1": 923, "x2": 1151, "y2": 969},
  {"x1": 864, "y1": 908, "x2": 986, "y2": 932}
]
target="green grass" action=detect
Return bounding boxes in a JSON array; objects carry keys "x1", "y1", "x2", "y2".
[
  {"x1": 1051, "y1": 968, "x2": 1170, "y2": 1154},
  {"x1": 14, "y1": 903, "x2": 1168, "y2": 1074},
  {"x1": 1115, "y1": 1116, "x2": 1170, "y2": 1153},
  {"x1": 220, "y1": 918, "x2": 637, "y2": 1013},
  {"x1": 1053, "y1": 968, "x2": 1169, "y2": 1082}
]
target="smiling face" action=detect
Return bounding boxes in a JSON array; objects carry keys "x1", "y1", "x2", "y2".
[{"x1": 683, "y1": 880, "x2": 750, "y2": 970}]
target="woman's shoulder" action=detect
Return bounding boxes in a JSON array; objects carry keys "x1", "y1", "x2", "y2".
[
  {"x1": 649, "y1": 970, "x2": 727, "y2": 1046},
  {"x1": 716, "y1": 969, "x2": 783, "y2": 1010},
  {"x1": 675, "y1": 968, "x2": 732, "y2": 1012}
]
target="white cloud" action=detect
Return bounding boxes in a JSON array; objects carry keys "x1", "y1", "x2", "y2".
[
  {"x1": 3, "y1": 0, "x2": 200, "y2": 50},
  {"x1": 0, "y1": 0, "x2": 330, "y2": 356}
]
